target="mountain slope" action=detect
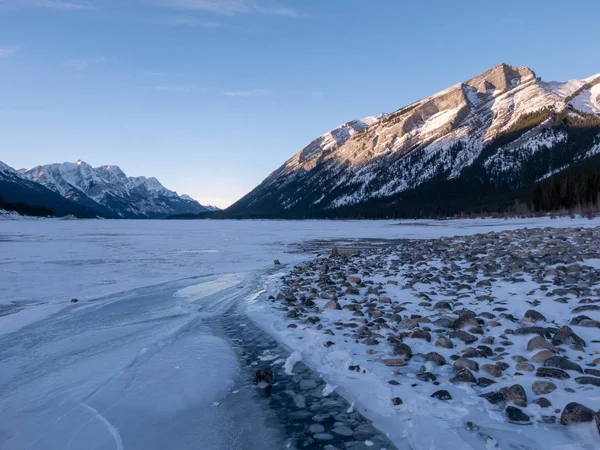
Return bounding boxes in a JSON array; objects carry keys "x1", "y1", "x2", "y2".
[
  {"x1": 20, "y1": 161, "x2": 210, "y2": 219},
  {"x1": 228, "y1": 64, "x2": 600, "y2": 218},
  {"x1": 0, "y1": 161, "x2": 101, "y2": 217}
]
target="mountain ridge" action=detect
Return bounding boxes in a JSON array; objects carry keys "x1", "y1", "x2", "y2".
[
  {"x1": 18, "y1": 160, "x2": 212, "y2": 219},
  {"x1": 222, "y1": 63, "x2": 600, "y2": 218}
]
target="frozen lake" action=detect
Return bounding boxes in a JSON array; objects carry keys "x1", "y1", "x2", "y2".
[{"x1": 1, "y1": 217, "x2": 599, "y2": 449}]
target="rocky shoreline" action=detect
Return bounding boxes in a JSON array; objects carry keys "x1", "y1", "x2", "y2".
[{"x1": 264, "y1": 226, "x2": 600, "y2": 448}]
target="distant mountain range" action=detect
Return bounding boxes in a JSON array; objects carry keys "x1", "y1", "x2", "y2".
[
  {"x1": 218, "y1": 63, "x2": 600, "y2": 218},
  {"x1": 0, "y1": 160, "x2": 215, "y2": 218}
]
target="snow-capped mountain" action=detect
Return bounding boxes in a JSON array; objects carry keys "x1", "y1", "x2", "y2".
[
  {"x1": 0, "y1": 161, "x2": 100, "y2": 217},
  {"x1": 228, "y1": 64, "x2": 600, "y2": 217},
  {"x1": 19, "y1": 161, "x2": 211, "y2": 218}
]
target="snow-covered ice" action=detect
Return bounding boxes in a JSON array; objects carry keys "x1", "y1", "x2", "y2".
[{"x1": 2, "y1": 217, "x2": 600, "y2": 449}]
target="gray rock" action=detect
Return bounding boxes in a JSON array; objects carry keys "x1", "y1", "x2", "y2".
[
  {"x1": 309, "y1": 424, "x2": 325, "y2": 434},
  {"x1": 313, "y1": 433, "x2": 334, "y2": 441},
  {"x1": 393, "y1": 343, "x2": 413, "y2": 359},
  {"x1": 523, "y1": 310, "x2": 546, "y2": 323},
  {"x1": 332, "y1": 426, "x2": 354, "y2": 437},
  {"x1": 506, "y1": 406, "x2": 531, "y2": 424},
  {"x1": 533, "y1": 397, "x2": 552, "y2": 408},
  {"x1": 435, "y1": 337, "x2": 454, "y2": 349},
  {"x1": 481, "y1": 364, "x2": 502, "y2": 378},
  {"x1": 454, "y1": 358, "x2": 479, "y2": 372},
  {"x1": 575, "y1": 376, "x2": 600, "y2": 387},
  {"x1": 532, "y1": 381, "x2": 557, "y2": 395},
  {"x1": 526, "y1": 336, "x2": 558, "y2": 353},
  {"x1": 499, "y1": 384, "x2": 527, "y2": 407},
  {"x1": 531, "y1": 350, "x2": 554, "y2": 363},
  {"x1": 424, "y1": 352, "x2": 447, "y2": 366},
  {"x1": 299, "y1": 380, "x2": 318, "y2": 390},
  {"x1": 431, "y1": 390, "x2": 452, "y2": 400},
  {"x1": 552, "y1": 326, "x2": 586, "y2": 347},
  {"x1": 536, "y1": 367, "x2": 570, "y2": 380},
  {"x1": 516, "y1": 362, "x2": 535, "y2": 372},
  {"x1": 324, "y1": 300, "x2": 342, "y2": 310},
  {"x1": 560, "y1": 402, "x2": 596, "y2": 426},
  {"x1": 544, "y1": 356, "x2": 583, "y2": 373},
  {"x1": 450, "y1": 368, "x2": 476, "y2": 384}
]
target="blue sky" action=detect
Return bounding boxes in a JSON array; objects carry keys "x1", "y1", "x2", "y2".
[{"x1": 1, "y1": 0, "x2": 599, "y2": 207}]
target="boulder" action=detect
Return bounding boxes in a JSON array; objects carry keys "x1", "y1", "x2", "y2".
[
  {"x1": 499, "y1": 384, "x2": 527, "y2": 407},
  {"x1": 506, "y1": 406, "x2": 531, "y2": 424},
  {"x1": 532, "y1": 381, "x2": 556, "y2": 395},
  {"x1": 560, "y1": 402, "x2": 596, "y2": 426}
]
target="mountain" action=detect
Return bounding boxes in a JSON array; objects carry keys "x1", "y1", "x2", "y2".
[
  {"x1": 19, "y1": 161, "x2": 211, "y2": 219},
  {"x1": 227, "y1": 64, "x2": 600, "y2": 218},
  {"x1": 0, "y1": 161, "x2": 100, "y2": 217}
]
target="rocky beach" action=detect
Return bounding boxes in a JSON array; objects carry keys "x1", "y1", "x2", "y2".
[{"x1": 253, "y1": 225, "x2": 600, "y2": 449}]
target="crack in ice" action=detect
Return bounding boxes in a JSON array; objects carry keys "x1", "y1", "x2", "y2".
[{"x1": 80, "y1": 403, "x2": 124, "y2": 450}]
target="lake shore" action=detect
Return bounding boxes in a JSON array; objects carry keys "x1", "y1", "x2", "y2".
[{"x1": 251, "y1": 225, "x2": 600, "y2": 449}]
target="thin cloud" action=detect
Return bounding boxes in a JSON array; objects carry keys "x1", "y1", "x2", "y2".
[
  {"x1": 3, "y1": 0, "x2": 91, "y2": 9},
  {"x1": 156, "y1": 15, "x2": 224, "y2": 27},
  {"x1": 222, "y1": 88, "x2": 272, "y2": 98},
  {"x1": 155, "y1": 84, "x2": 195, "y2": 92},
  {"x1": 64, "y1": 56, "x2": 108, "y2": 71},
  {"x1": 146, "y1": 0, "x2": 300, "y2": 17},
  {"x1": 0, "y1": 47, "x2": 17, "y2": 57}
]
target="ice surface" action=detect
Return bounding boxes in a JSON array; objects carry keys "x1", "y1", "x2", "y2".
[{"x1": 2, "y1": 218, "x2": 600, "y2": 449}]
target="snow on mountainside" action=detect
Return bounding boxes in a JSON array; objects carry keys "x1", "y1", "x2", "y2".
[
  {"x1": 229, "y1": 64, "x2": 600, "y2": 217},
  {"x1": 19, "y1": 160, "x2": 211, "y2": 218}
]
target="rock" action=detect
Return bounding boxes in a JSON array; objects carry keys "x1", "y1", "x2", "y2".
[
  {"x1": 415, "y1": 372, "x2": 437, "y2": 382},
  {"x1": 431, "y1": 390, "x2": 452, "y2": 400},
  {"x1": 393, "y1": 343, "x2": 413, "y2": 359},
  {"x1": 309, "y1": 424, "x2": 325, "y2": 433},
  {"x1": 560, "y1": 402, "x2": 596, "y2": 426},
  {"x1": 70, "y1": 298, "x2": 79, "y2": 303},
  {"x1": 533, "y1": 397, "x2": 552, "y2": 408},
  {"x1": 477, "y1": 377, "x2": 496, "y2": 388},
  {"x1": 573, "y1": 305, "x2": 600, "y2": 314},
  {"x1": 536, "y1": 367, "x2": 570, "y2": 380},
  {"x1": 480, "y1": 391, "x2": 504, "y2": 404},
  {"x1": 299, "y1": 380, "x2": 318, "y2": 390},
  {"x1": 332, "y1": 426, "x2": 354, "y2": 437},
  {"x1": 382, "y1": 358, "x2": 408, "y2": 367},
  {"x1": 499, "y1": 384, "x2": 527, "y2": 407},
  {"x1": 363, "y1": 337, "x2": 379, "y2": 345},
  {"x1": 274, "y1": 260, "x2": 281, "y2": 265},
  {"x1": 347, "y1": 276, "x2": 361, "y2": 284},
  {"x1": 313, "y1": 433, "x2": 334, "y2": 441},
  {"x1": 454, "y1": 358, "x2": 479, "y2": 372},
  {"x1": 253, "y1": 368, "x2": 274, "y2": 385},
  {"x1": 323, "y1": 300, "x2": 342, "y2": 310},
  {"x1": 531, "y1": 350, "x2": 554, "y2": 364},
  {"x1": 450, "y1": 368, "x2": 476, "y2": 384},
  {"x1": 435, "y1": 337, "x2": 454, "y2": 349},
  {"x1": 506, "y1": 406, "x2": 531, "y2": 424},
  {"x1": 544, "y1": 356, "x2": 583, "y2": 373},
  {"x1": 526, "y1": 336, "x2": 558, "y2": 353},
  {"x1": 516, "y1": 362, "x2": 535, "y2": 372},
  {"x1": 449, "y1": 330, "x2": 478, "y2": 344},
  {"x1": 552, "y1": 326, "x2": 586, "y2": 347},
  {"x1": 481, "y1": 364, "x2": 502, "y2": 377},
  {"x1": 523, "y1": 310, "x2": 546, "y2": 323},
  {"x1": 575, "y1": 376, "x2": 600, "y2": 387},
  {"x1": 424, "y1": 352, "x2": 447, "y2": 366},
  {"x1": 392, "y1": 397, "x2": 403, "y2": 406},
  {"x1": 532, "y1": 381, "x2": 557, "y2": 395},
  {"x1": 408, "y1": 330, "x2": 431, "y2": 342}
]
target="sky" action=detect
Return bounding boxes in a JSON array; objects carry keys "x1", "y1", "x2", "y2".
[{"x1": 1, "y1": 0, "x2": 600, "y2": 208}]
